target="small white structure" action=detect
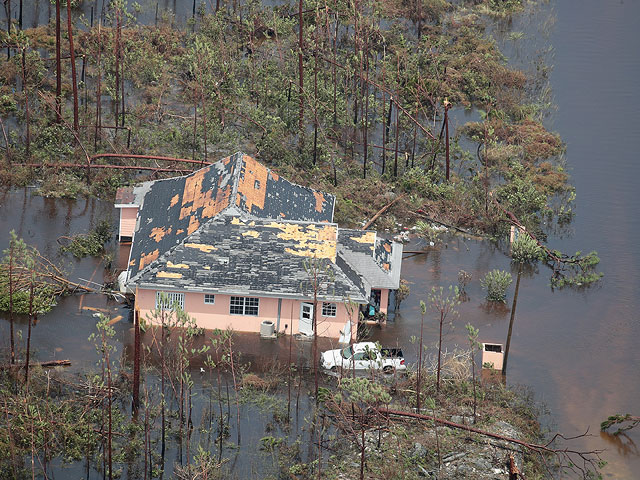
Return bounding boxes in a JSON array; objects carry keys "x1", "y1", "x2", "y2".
[{"x1": 481, "y1": 342, "x2": 504, "y2": 371}]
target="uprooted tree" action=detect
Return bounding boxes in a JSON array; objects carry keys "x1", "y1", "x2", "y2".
[{"x1": 0, "y1": 230, "x2": 74, "y2": 374}]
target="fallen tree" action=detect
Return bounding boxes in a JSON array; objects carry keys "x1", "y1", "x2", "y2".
[
  {"x1": 491, "y1": 193, "x2": 602, "y2": 288},
  {"x1": 377, "y1": 407, "x2": 604, "y2": 478},
  {"x1": 0, "y1": 359, "x2": 71, "y2": 370}
]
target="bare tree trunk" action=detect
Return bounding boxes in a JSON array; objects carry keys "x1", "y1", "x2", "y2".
[
  {"x1": 483, "y1": 114, "x2": 489, "y2": 213},
  {"x1": 66, "y1": 0, "x2": 79, "y2": 132},
  {"x1": 416, "y1": 312, "x2": 424, "y2": 412},
  {"x1": 503, "y1": 265, "x2": 522, "y2": 376},
  {"x1": 362, "y1": 35, "x2": 369, "y2": 179},
  {"x1": 359, "y1": 426, "x2": 365, "y2": 480},
  {"x1": 287, "y1": 322, "x2": 292, "y2": 420},
  {"x1": 0, "y1": 116, "x2": 11, "y2": 163},
  {"x1": 393, "y1": 55, "x2": 400, "y2": 176},
  {"x1": 444, "y1": 99, "x2": 450, "y2": 180},
  {"x1": 332, "y1": 7, "x2": 338, "y2": 128},
  {"x1": 227, "y1": 336, "x2": 241, "y2": 445},
  {"x1": 192, "y1": 102, "x2": 197, "y2": 161},
  {"x1": 416, "y1": 0, "x2": 422, "y2": 39},
  {"x1": 25, "y1": 280, "x2": 34, "y2": 387},
  {"x1": 298, "y1": 0, "x2": 304, "y2": 142},
  {"x1": 471, "y1": 342, "x2": 477, "y2": 423},
  {"x1": 55, "y1": 0, "x2": 62, "y2": 121},
  {"x1": 216, "y1": 348, "x2": 224, "y2": 463},
  {"x1": 120, "y1": 41, "x2": 125, "y2": 127},
  {"x1": 158, "y1": 309, "x2": 167, "y2": 473},
  {"x1": 113, "y1": 4, "x2": 120, "y2": 127},
  {"x1": 200, "y1": 84, "x2": 208, "y2": 163},
  {"x1": 313, "y1": 275, "x2": 319, "y2": 401},
  {"x1": 317, "y1": 414, "x2": 325, "y2": 480},
  {"x1": 381, "y1": 52, "x2": 387, "y2": 175},
  {"x1": 20, "y1": 49, "x2": 30, "y2": 156},
  {"x1": 8, "y1": 241, "x2": 15, "y2": 364},
  {"x1": 313, "y1": 54, "x2": 318, "y2": 166},
  {"x1": 436, "y1": 311, "x2": 443, "y2": 393},
  {"x1": 94, "y1": 23, "x2": 102, "y2": 151},
  {"x1": 5, "y1": 0, "x2": 11, "y2": 59},
  {"x1": 4, "y1": 396, "x2": 18, "y2": 478},
  {"x1": 132, "y1": 308, "x2": 140, "y2": 415},
  {"x1": 106, "y1": 330, "x2": 113, "y2": 480},
  {"x1": 143, "y1": 393, "x2": 149, "y2": 480}
]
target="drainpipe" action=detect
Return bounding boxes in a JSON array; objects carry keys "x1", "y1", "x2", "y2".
[{"x1": 276, "y1": 298, "x2": 282, "y2": 334}]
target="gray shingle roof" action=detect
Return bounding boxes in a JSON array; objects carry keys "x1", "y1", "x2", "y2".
[
  {"x1": 134, "y1": 214, "x2": 367, "y2": 302},
  {"x1": 125, "y1": 152, "x2": 398, "y2": 302},
  {"x1": 127, "y1": 152, "x2": 334, "y2": 280},
  {"x1": 337, "y1": 229, "x2": 402, "y2": 292}
]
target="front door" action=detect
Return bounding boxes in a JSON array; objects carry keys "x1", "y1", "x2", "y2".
[{"x1": 299, "y1": 302, "x2": 314, "y2": 336}]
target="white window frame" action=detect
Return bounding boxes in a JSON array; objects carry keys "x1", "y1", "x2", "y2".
[
  {"x1": 322, "y1": 302, "x2": 337, "y2": 317},
  {"x1": 204, "y1": 294, "x2": 215, "y2": 305},
  {"x1": 155, "y1": 291, "x2": 185, "y2": 311},
  {"x1": 229, "y1": 296, "x2": 259, "y2": 316}
]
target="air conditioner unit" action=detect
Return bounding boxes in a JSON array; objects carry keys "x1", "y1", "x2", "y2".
[{"x1": 260, "y1": 320, "x2": 275, "y2": 338}]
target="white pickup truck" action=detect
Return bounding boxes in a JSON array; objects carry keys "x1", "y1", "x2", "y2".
[{"x1": 321, "y1": 342, "x2": 406, "y2": 374}]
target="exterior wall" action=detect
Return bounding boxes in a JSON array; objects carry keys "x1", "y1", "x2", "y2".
[
  {"x1": 135, "y1": 288, "x2": 357, "y2": 341},
  {"x1": 118, "y1": 206, "x2": 138, "y2": 240},
  {"x1": 379, "y1": 289, "x2": 390, "y2": 314}
]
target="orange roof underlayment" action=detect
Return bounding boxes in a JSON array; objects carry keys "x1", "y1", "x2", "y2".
[{"x1": 127, "y1": 152, "x2": 339, "y2": 281}]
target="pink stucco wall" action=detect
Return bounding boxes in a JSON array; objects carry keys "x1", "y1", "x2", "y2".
[
  {"x1": 379, "y1": 289, "x2": 390, "y2": 314},
  {"x1": 135, "y1": 288, "x2": 357, "y2": 341},
  {"x1": 118, "y1": 206, "x2": 138, "y2": 240}
]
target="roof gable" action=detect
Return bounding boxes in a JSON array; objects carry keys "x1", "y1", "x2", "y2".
[{"x1": 127, "y1": 156, "x2": 237, "y2": 279}]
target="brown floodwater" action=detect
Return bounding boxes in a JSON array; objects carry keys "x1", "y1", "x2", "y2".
[{"x1": 1, "y1": 0, "x2": 639, "y2": 478}]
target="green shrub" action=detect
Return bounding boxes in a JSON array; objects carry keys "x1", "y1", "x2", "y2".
[
  {"x1": 60, "y1": 220, "x2": 113, "y2": 258},
  {"x1": 511, "y1": 233, "x2": 544, "y2": 263},
  {"x1": 415, "y1": 220, "x2": 443, "y2": 244},
  {"x1": 481, "y1": 269, "x2": 512, "y2": 302}
]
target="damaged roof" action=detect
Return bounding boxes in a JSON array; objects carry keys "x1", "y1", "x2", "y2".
[
  {"x1": 115, "y1": 186, "x2": 135, "y2": 205},
  {"x1": 125, "y1": 152, "x2": 398, "y2": 302},
  {"x1": 133, "y1": 215, "x2": 367, "y2": 302},
  {"x1": 127, "y1": 152, "x2": 335, "y2": 280},
  {"x1": 337, "y1": 229, "x2": 402, "y2": 292}
]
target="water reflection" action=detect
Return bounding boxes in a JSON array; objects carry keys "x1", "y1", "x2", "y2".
[{"x1": 599, "y1": 431, "x2": 640, "y2": 459}]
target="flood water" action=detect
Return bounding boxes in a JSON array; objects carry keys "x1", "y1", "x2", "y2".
[
  {"x1": 1, "y1": 0, "x2": 639, "y2": 478},
  {"x1": 375, "y1": 2, "x2": 640, "y2": 477}
]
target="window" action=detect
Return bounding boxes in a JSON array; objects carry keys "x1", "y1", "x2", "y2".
[
  {"x1": 155, "y1": 291, "x2": 184, "y2": 311},
  {"x1": 204, "y1": 294, "x2": 215, "y2": 305},
  {"x1": 322, "y1": 302, "x2": 337, "y2": 317},
  {"x1": 230, "y1": 296, "x2": 259, "y2": 316}
]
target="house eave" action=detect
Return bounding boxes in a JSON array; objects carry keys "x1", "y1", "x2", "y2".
[{"x1": 131, "y1": 281, "x2": 367, "y2": 304}]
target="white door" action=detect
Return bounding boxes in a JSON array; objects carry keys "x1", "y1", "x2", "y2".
[{"x1": 299, "y1": 303, "x2": 314, "y2": 336}]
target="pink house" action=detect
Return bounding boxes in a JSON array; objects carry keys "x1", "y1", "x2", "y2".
[
  {"x1": 117, "y1": 153, "x2": 402, "y2": 342},
  {"x1": 114, "y1": 187, "x2": 138, "y2": 241}
]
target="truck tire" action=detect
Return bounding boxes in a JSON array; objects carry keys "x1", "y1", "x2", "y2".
[{"x1": 383, "y1": 365, "x2": 395, "y2": 374}]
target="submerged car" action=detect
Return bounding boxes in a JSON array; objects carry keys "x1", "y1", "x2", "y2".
[{"x1": 321, "y1": 342, "x2": 406, "y2": 374}]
